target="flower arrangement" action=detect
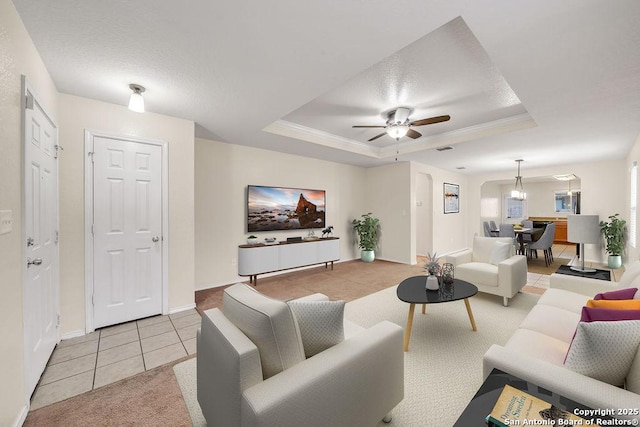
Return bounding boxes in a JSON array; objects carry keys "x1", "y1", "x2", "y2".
[{"x1": 424, "y1": 252, "x2": 441, "y2": 275}]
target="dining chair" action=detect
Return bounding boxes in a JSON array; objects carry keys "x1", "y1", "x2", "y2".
[
  {"x1": 489, "y1": 220, "x2": 498, "y2": 231},
  {"x1": 527, "y1": 223, "x2": 556, "y2": 266},
  {"x1": 483, "y1": 221, "x2": 496, "y2": 237},
  {"x1": 498, "y1": 224, "x2": 517, "y2": 252}
]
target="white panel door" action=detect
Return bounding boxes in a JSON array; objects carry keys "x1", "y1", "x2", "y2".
[
  {"x1": 24, "y1": 88, "x2": 59, "y2": 398},
  {"x1": 92, "y1": 136, "x2": 163, "y2": 328}
]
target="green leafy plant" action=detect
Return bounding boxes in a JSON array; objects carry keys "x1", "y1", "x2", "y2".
[
  {"x1": 352, "y1": 213, "x2": 380, "y2": 251},
  {"x1": 424, "y1": 252, "x2": 441, "y2": 275},
  {"x1": 248, "y1": 235, "x2": 257, "y2": 239},
  {"x1": 600, "y1": 213, "x2": 626, "y2": 256}
]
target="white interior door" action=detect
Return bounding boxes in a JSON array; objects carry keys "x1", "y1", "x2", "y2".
[
  {"x1": 91, "y1": 136, "x2": 163, "y2": 329},
  {"x1": 23, "y1": 83, "x2": 60, "y2": 398}
]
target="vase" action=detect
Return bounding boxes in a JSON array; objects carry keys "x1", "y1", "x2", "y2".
[
  {"x1": 442, "y1": 263, "x2": 455, "y2": 285},
  {"x1": 608, "y1": 255, "x2": 622, "y2": 269},
  {"x1": 361, "y1": 250, "x2": 375, "y2": 263},
  {"x1": 247, "y1": 237, "x2": 259, "y2": 245},
  {"x1": 426, "y1": 274, "x2": 439, "y2": 290}
]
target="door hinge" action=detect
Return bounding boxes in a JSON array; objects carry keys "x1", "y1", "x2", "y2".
[
  {"x1": 56, "y1": 314, "x2": 60, "y2": 327},
  {"x1": 25, "y1": 93, "x2": 34, "y2": 110},
  {"x1": 54, "y1": 230, "x2": 59, "y2": 244},
  {"x1": 91, "y1": 294, "x2": 94, "y2": 306},
  {"x1": 88, "y1": 151, "x2": 95, "y2": 163},
  {"x1": 91, "y1": 224, "x2": 94, "y2": 235},
  {"x1": 54, "y1": 144, "x2": 64, "y2": 159}
]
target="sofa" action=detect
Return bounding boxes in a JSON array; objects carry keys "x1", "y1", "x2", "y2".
[
  {"x1": 197, "y1": 283, "x2": 404, "y2": 427},
  {"x1": 445, "y1": 236, "x2": 528, "y2": 306},
  {"x1": 483, "y1": 263, "x2": 640, "y2": 422}
]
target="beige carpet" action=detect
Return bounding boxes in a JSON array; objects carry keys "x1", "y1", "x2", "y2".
[{"x1": 175, "y1": 285, "x2": 539, "y2": 426}]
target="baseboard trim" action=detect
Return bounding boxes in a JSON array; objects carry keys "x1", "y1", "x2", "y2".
[
  {"x1": 61, "y1": 329, "x2": 86, "y2": 340},
  {"x1": 169, "y1": 304, "x2": 196, "y2": 315},
  {"x1": 13, "y1": 402, "x2": 29, "y2": 427}
]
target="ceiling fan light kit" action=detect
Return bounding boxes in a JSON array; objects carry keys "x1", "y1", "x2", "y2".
[{"x1": 352, "y1": 107, "x2": 451, "y2": 142}]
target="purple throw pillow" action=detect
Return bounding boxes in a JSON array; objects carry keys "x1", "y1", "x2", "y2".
[
  {"x1": 593, "y1": 287, "x2": 638, "y2": 301},
  {"x1": 580, "y1": 306, "x2": 640, "y2": 322}
]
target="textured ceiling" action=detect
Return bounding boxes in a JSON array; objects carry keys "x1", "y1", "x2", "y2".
[{"x1": 12, "y1": 0, "x2": 640, "y2": 173}]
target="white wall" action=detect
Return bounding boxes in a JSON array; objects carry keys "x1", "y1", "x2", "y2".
[
  {"x1": 194, "y1": 138, "x2": 366, "y2": 289},
  {"x1": 0, "y1": 1, "x2": 59, "y2": 424},
  {"x1": 495, "y1": 180, "x2": 581, "y2": 220},
  {"x1": 58, "y1": 94, "x2": 196, "y2": 334}
]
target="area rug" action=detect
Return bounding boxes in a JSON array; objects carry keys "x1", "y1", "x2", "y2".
[
  {"x1": 555, "y1": 264, "x2": 611, "y2": 281},
  {"x1": 174, "y1": 286, "x2": 539, "y2": 426}
]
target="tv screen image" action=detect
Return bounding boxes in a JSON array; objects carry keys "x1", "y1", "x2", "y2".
[{"x1": 248, "y1": 185, "x2": 326, "y2": 232}]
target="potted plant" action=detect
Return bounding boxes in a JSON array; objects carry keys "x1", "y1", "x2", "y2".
[
  {"x1": 247, "y1": 235, "x2": 259, "y2": 245},
  {"x1": 600, "y1": 213, "x2": 626, "y2": 268},
  {"x1": 352, "y1": 213, "x2": 380, "y2": 262},
  {"x1": 424, "y1": 252, "x2": 440, "y2": 290}
]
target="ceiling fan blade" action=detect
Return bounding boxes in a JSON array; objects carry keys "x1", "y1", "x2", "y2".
[
  {"x1": 410, "y1": 115, "x2": 451, "y2": 127},
  {"x1": 352, "y1": 125, "x2": 386, "y2": 128},
  {"x1": 406, "y1": 129, "x2": 422, "y2": 139},
  {"x1": 368, "y1": 132, "x2": 387, "y2": 142}
]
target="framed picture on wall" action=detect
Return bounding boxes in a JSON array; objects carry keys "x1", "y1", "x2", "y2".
[{"x1": 444, "y1": 183, "x2": 459, "y2": 214}]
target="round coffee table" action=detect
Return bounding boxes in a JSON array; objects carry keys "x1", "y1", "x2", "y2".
[{"x1": 396, "y1": 276, "x2": 478, "y2": 351}]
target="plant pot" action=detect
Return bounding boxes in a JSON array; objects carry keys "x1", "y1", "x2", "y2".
[
  {"x1": 608, "y1": 255, "x2": 622, "y2": 269},
  {"x1": 361, "y1": 250, "x2": 375, "y2": 263},
  {"x1": 425, "y1": 275, "x2": 439, "y2": 291},
  {"x1": 247, "y1": 237, "x2": 259, "y2": 245}
]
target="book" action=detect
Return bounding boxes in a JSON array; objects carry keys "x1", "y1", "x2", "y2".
[{"x1": 486, "y1": 385, "x2": 599, "y2": 427}]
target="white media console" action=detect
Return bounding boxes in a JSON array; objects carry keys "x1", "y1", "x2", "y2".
[{"x1": 238, "y1": 237, "x2": 340, "y2": 285}]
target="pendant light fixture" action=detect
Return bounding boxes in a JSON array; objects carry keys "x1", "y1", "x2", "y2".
[
  {"x1": 128, "y1": 84, "x2": 145, "y2": 113},
  {"x1": 511, "y1": 159, "x2": 526, "y2": 200}
]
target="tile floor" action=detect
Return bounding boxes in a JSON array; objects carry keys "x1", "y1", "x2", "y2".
[{"x1": 30, "y1": 308, "x2": 200, "y2": 410}]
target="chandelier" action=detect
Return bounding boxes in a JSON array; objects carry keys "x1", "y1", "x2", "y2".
[{"x1": 511, "y1": 159, "x2": 526, "y2": 201}]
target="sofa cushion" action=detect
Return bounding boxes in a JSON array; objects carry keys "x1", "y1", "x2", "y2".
[
  {"x1": 564, "y1": 320, "x2": 640, "y2": 386},
  {"x1": 519, "y1": 304, "x2": 581, "y2": 344},
  {"x1": 586, "y1": 299, "x2": 640, "y2": 310},
  {"x1": 536, "y1": 288, "x2": 590, "y2": 314},
  {"x1": 288, "y1": 300, "x2": 345, "y2": 358},
  {"x1": 222, "y1": 283, "x2": 305, "y2": 379},
  {"x1": 456, "y1": 262, "x2": 498, "y2": 287},
  {"x1": 619, "y1": 260, "x2": 640, "y2": 287},
  {"x1": 490, "y1": 241, "x2": 511, "y2": 265},
  {"x1": 627, "y1": 347, "x2": 640, "y2": 394},
  {"x1": 594, "y1": 287, "x2": 639, "y2": 301},
  {"x1": 504, "y1": 329, "x2": 569, "y2": 366}
]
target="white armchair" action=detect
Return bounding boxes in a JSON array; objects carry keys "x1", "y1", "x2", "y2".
[
  {"x1": 197, "y1": 283, "x2": 404, "y2": 427},
  {"x1": 444, "y1": 236, "x2": 528, "y2": 306}
]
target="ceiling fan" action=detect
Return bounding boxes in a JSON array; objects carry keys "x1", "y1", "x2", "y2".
[{"x1": 352, "y1": 107, "x2": 450, "y2": 142}]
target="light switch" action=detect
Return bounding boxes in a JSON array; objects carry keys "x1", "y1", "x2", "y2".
[{"x1": 0, "y1": 210, "x2": 13, "y2": 234}]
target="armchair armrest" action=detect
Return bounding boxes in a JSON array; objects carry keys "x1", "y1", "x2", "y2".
[
  {"x1": 444, "y1": 249, "x2": 473, "y2": 266},
  {"x1": 483, "y1": 345, "x2": 640, "y2": 422},
  {"x1": 241, "y1": 321, "x2": 404, "y2": 427},
  {"x1": 498, "y1": 255, "x2": 528, "y2": 297},
  {"x1": 549, "y1": 273, "x2": 623, "y2": 297}
]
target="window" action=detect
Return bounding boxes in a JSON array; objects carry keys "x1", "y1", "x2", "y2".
[
  {"x1": 504, "y1": 195, "x2": 527, "y2": 219},
  {"x1": 630, "y1": 162, "x2": 637, "y2": 248}
]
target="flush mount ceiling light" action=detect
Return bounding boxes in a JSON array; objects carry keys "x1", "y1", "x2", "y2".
[
  {"x1": 511, "y1": 159, "x2": 527, "y2": 201},
  {"x1": 128, "y1": 84, "x2": 145, "y2": 113}
]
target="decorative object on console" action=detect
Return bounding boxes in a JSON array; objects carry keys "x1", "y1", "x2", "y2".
[
  {"x1": 352, "y1": 213, "x2": 380, "y2": 262},
  {"x1": 247, "y1": 235, "x2": 259, "y2": 245},
  {"x1": 264, "y1": 237, "x2": 277, "y2": 244},
  {"x1": 567, "y1": 214, "x2": 601, "y2": 273},
  {"x1": 247, "y1": 185, "x2": 325, "y2": 232},
  {"x1": 599, "y1": 213, "x2": 626, "y2": 269},
  {"x1": 322, "y1": 226, "x2": 334, "y2": 238},
  {"x1": 424, "y1": 252, "x2": 441, "y2": 290},
  {"x1": 444, "y1": 183, "x2": 459, "y2": 214}
]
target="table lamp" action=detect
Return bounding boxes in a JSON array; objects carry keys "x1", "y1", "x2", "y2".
[{"x1": 567, "y1": 214, "x2": 600, "y2": 273}]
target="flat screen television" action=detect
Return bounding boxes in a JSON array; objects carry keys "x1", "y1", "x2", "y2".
[{"x1": 247, "y1": 185, "x2": 326, "y2": 232}]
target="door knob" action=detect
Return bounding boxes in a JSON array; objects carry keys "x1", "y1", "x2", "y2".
[
  {"x1": 27, "y1": 257, "x2": 43, "y2": 267},
  {"x1": 152, "y1": 236, "x2": 160, "y2": 243}
]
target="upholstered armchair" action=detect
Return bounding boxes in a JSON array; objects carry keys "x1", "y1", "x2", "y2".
[
  {"x1": 444, "y1": 236, "x2": 528, "y2": 306},
  {"x1": 197, "y1": 283, "x2": 404, "y2": 427}
]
